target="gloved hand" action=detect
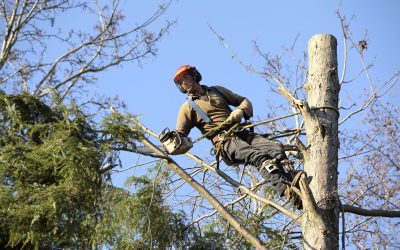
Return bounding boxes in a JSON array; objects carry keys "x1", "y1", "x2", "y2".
[{"x1": 225, "y1": 109, "x2": 244, "y2": 125}]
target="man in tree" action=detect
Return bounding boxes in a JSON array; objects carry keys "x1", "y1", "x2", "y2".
[{"x1": 172, "y1": 65, "x2": 302, "y2": 209}]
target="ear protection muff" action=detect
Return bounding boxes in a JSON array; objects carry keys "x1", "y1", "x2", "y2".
[{"x1": 191, "y1": 66, "x2": 202, "y2": 82}]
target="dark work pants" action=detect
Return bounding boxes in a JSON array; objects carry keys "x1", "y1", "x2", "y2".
[
  {"x1": 220, "y1": 134, "x2": 285, "y2": 167},
  {"x1": 219, "y1": 134, "x2": 290, "y2": 196}
]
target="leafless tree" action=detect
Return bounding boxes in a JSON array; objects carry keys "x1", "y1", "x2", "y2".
[
  {"x1": 189, "y1": 10, "x2": 399, "y2": 249},
  {"x1": 0, "y1": 0, "x2": 173, "y2": 106},
  {"x1": 4, "y1": 1, "x2": 397, "y2": 248},
  {"x1": 114, "y1": 10, "x2": 400, "y2": 249}
]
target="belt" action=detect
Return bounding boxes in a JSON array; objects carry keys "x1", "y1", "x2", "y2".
[{"x1": 211, "y1": 130, "x2": 254, "y2": 145}]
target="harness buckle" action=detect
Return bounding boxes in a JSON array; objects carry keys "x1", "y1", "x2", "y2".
[{"x1": 260, "y1": 160, "x2": 280, "y2": 173}]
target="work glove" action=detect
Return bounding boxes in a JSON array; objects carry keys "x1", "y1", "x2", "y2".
[{"x1": 225, "y1": 109, "x2": 244, "y2": 125}]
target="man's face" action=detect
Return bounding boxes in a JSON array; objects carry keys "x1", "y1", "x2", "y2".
[{"x1": 178, "y1": 74, "x2": 197, "y2": 93}]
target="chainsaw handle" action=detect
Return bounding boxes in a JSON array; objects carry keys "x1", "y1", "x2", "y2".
[{"x1": 159, "y1": 127, "x2": 171, "y2": 142}]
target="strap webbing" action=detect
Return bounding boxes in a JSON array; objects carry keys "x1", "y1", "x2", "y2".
[{"x1": 187, "y1": 97, "x2": 212, "y2": 124}]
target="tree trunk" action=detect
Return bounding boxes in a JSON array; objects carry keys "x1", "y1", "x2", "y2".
[{"x1": 302, "y1": 34, "x2": 340, "y2": 249}]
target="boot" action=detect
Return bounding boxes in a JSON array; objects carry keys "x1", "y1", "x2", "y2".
[
  {"x1": 284, "y1": 170, "x2": 306, "y2": 210},
  {"x1": 259, "y1": 159, "x2": 293, "y2": 197},
  {"x1": 259, "y1": 159, "x2": 303, "y2": 210},
  {"x1": 284, "y1": 187, "x2": 303, "y2": 210}
]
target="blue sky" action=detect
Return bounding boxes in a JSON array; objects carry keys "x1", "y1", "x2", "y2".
[
  {"x1": 64, "y1": 1, "x2": 399, "y2": 248},
  {"x1": 1, "y1": 1, "x2": 397, "y2": 248},
  {"x1": 99, "y1": 0, "x2": 399, "y2": 129},
  {"x1": 95, "y1": 0, "x2": 399, "y2": 187},
  {"x1": 72, "y1": 2, "x2": 400, "y2": 247}
]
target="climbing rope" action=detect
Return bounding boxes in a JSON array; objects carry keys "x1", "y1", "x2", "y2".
[
  {"x1": 240, "y1": 105, "x2": 339, "y2": 131},
  {"x1": 193, "y1": 105, "x2": 339, "y2": 144}
]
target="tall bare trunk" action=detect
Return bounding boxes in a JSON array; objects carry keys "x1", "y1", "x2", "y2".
[{"x1": 302, "y1": 34, "x2": 340, "y2": 249}]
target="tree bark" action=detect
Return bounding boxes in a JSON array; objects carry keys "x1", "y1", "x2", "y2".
[{"x1": 302, "y1": 34, "x2": 340, "y2": 249}]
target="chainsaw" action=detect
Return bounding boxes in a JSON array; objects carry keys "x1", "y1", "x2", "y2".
[{"x1": 159, "y1": 128, "x2": 193, "y2": 155}]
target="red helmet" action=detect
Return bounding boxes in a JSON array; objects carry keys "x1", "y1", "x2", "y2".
[{"x1": 173, "y1": 65, "x2": 202, "y2": 93}]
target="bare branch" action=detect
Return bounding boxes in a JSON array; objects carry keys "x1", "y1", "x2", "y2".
[
  {"x1": 111, "y1": 109, "x2": 266, "y2": 249},
  {"x1": 336, "y1": 10, "x2": 348, "y2": 85},
  {"x1": 343, "y1": 205, "x2": 400, "y2": 218},
  {"x1": 185, "y1": 152, "x2": 299, "y2": 220}
]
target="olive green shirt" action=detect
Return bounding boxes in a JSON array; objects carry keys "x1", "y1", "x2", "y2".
[{"x1": 176, "y1": 85, "x2": 253, "y2": 138}]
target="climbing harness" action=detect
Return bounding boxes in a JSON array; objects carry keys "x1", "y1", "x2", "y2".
[{"x1": 211, "y1": 123, "x2": 241, "y2": 169}]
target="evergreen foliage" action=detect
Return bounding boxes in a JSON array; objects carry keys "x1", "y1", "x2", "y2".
[
  {"x1": 96, "y1": 170, "x2": 187, "y2": 249},
  {"x1": 0, "y1": 92, "x2": 103, "y2": 248},
  {"x1": 0, "y1": 92, "x2": 193, "y2": 249},
  {"x1": 0, "y1": 92, "x2": 294, "y2": 249}
]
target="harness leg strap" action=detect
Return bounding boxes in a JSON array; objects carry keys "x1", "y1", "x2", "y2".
[{"x1": 259, "y1": 160, "x2": 293, "y2": 196}]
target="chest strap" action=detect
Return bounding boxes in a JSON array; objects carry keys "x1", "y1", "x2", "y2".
[
  {"x1": 187, "y1": 97, "x2": 212, "y2": 124},
  {"x1": 186, "y1": 86, "x2": 231, "y2": 124}
]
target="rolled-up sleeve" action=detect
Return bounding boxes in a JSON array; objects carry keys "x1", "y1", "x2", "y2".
[
  {"x1": 237, "y1": 98, "x2": 253, "y2": 119},
  {"x1": 214, "y1": 86, "x2": 253, "y2": 119}
]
